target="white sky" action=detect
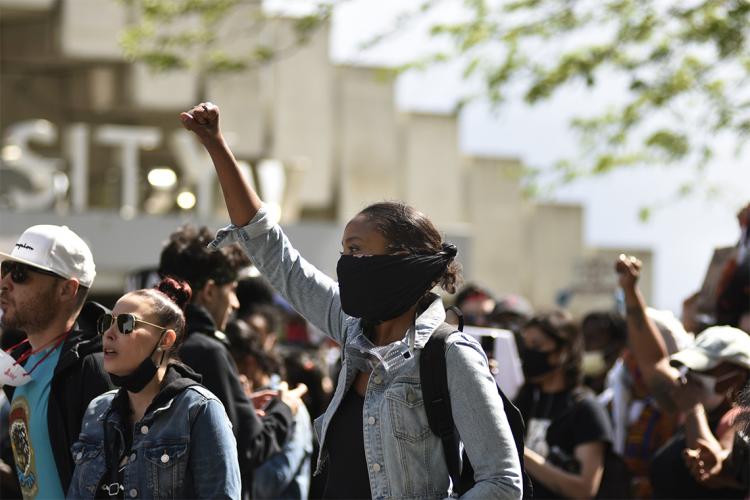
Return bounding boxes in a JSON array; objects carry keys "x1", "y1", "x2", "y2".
[{"x1": 320, "y1": 0, "x2": 750, "y2": 313}]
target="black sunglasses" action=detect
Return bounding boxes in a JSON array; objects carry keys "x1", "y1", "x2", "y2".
[
  {"x1": 1, "y1": 261, "x2": 64, "y2": 284},
  {"x1": 97, "y1": 313, "x2": 168, "y2": 335}
]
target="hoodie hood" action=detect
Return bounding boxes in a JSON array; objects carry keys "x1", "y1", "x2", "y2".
[
  {"x1": 109, "y1": 362, "x2": 203, "y2": 426},
  {"x1": 185, "y1": 303, "x2": 231, "y2": 348},
  {"x1": 146, "y1": 362, "x2": 202, "y2": 411}
]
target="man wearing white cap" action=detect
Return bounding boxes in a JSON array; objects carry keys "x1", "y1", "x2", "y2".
[{"x1": 0, "y1": 225, "x2": 113, "y2": 498}]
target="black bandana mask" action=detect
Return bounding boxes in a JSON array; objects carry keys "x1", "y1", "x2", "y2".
[
  {"x1": 336, "y1": 244, "x2": 457, "y2": 323},
  {"x1": 109, "y1": 333, "x2": 166, "y2": 393}
]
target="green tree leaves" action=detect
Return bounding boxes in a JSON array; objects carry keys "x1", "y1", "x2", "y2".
[{"x1": 118, "y1": 0, "x2": 333, "y2": 74}]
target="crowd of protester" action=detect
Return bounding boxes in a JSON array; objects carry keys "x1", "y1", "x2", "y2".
[{"x1": 0, "y1": 101, "x2": 748, "y2": 499}]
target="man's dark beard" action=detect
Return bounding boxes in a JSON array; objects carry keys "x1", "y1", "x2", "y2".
[{"x1": 2, "y1": 283, "x2": 59, "y2": 334}]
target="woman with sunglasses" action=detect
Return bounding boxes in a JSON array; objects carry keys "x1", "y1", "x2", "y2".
[
  {"x1": 180, "y1": 103, "x2": 522, "y2": 499},
  {"x1": 67, "y1": 278, "x2": 240, "y2": 499}
]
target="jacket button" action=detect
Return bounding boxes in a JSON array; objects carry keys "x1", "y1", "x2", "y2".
[
  {"x1": 129, "y1": 453, "x2": 136, "y2": 462},
  {"x1": 372, "y1": 463, "x2": 381, "y2": 472},
  {"x1": 373, "y1": 375, "x2": 382, "y2": 384},
  {"x1": 161, "y1": 453, "x2": 170, "y2": 463},
  {"x1": 129, "y1": 488, "x2": 138, "y2": 497},
  {"x1": 407, "y1": 392, "x2": 416, "y2": 403},
  {"x1": 140, "y1": 425, "x2": 148, "y2": 434},
  {"x1": 367, "y1": 416, "x2": 376, "y2": 425}
]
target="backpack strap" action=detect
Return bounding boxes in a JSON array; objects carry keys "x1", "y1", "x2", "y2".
[
  {"x1": 421, "y1": 323, "x2": 533, "y2": 498},
  {"x1": 420, "y1": 323, "x2": 462, "y2": 491}
]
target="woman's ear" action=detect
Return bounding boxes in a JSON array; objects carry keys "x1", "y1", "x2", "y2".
[{"x1": 160, "y1": 329, "x2": 177, "y2": 351}]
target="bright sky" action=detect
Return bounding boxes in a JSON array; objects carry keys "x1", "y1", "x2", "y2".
[{"x1": 320, "y1": 0, "x2": 750, "y2": 313}]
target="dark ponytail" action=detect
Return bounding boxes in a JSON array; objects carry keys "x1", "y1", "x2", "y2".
[
  {"x1": 156, "y1": 277, "x2": 192, "y2": 311},
  {"x1": 131, "y1": 277, "x2": 192, "y2": 355}
]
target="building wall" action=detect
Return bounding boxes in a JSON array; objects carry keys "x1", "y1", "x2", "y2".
[
  {"x1": 400, "y1": 112, "x2": 463, "y2": 227},
  {"x1": 526, "y1": 203, "x2": 585, "y2": 310},
  {"x1": 463, "y1": 156, "x2": 528, "y2": 296},
  {"x1": 0, "y1": 0, "x2": 654, "y2": 314},
  {"x1": 335, "y1": 65, "x2": 400, "y2": 221}
]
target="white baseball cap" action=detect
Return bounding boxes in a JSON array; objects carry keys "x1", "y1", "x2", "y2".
[{"x1": 0, "y1": 225, "x2": 96, "y2": 287}]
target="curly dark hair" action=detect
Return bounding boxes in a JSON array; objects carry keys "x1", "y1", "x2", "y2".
[
  {"x1": 358, "y1": 201, "x2": 462, "y2": 294},
  {"x1": 159, "y1": 224, "x2": 251, "y2": 292}
]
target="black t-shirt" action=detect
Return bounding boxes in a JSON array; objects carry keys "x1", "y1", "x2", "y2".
[
  {"x1": 515, "y1": 385, "x2": 613, "y2": 499},
  {"x1": 322, "y1": 388, "x2": 371, "y2": 499}
]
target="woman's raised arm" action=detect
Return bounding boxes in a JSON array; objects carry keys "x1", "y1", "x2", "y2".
[{"x1": 180, "y1": 102, "x2": 261, "y2": 226}]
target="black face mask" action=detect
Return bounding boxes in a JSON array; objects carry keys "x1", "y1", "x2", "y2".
[
  {"x1": 109, "y1": 333, "x2": 166, "y2": 393},
  {"x1": 520, "y1": 346, "x2": 558, "y2": 379},
  {"x1": 336, "y1": 245, "x2": 457, "y2": 323}
]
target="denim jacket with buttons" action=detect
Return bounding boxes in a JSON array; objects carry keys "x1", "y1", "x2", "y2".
[
  {"x1": 67, "y1": 364, "x2": 240, "y2": 499},
  {"x1": 211, "y1": 206, "x2": 523, "y2": 499}
]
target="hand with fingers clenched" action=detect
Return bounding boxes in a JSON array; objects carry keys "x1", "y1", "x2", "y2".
[
  {"x1": 180, "y1": 102, "x2": 222, "y2": 144},
  {"x1": 615, "y1": 254, "x2": 642, "y2": 291}
]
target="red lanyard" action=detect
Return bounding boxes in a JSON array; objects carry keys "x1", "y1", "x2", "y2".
[{"x1": 5, "y1": 330, "x2": 71, "y2": 376}]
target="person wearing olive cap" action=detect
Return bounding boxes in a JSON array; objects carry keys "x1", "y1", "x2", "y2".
[
  {"x1": 616, "y1": 254, "x2": 749, "y2": 498},
  {"x1": 0, "y1": 225, "x2": 113, "y2": 498}
]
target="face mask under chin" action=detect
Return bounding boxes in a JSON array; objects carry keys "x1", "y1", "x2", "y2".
[{"x1": 109, "y1": 333, "x2": 166, "y2": 393}]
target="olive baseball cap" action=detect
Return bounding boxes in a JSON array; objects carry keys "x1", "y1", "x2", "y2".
[{"x1": 669, "y1": 326, "x2": 750, "y2": 372}]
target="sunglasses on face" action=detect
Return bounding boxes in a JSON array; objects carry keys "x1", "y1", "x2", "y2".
[
  {"x1": 1, "y1": 261, "x2": 64, "y2": 284},
  {"x1": 97, "y1": 313, "x2": 168, "y2": 335}
]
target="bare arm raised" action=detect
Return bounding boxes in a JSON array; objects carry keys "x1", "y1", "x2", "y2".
[
  {"x1": 180, "y1": 102, "x2": 261, "y2": 226},
  {"x1": 615, "y1": 254, "x2": 682, "y2": 412}
]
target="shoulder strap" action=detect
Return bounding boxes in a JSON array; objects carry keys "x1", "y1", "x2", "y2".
[
  {"x1": 420, "y1": 323, "x2": 462, "y2": 490},
  {"x1": 421, "y1": 323, "x2": 533, "y2": 498}
]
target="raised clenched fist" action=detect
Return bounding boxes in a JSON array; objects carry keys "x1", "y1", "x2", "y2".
[
  {"x1": 180, "y1": 102, "x2": 221, "y2": 144},
  {"x1": 615, "y1": 254, "x2": 642, "y2": 290}
]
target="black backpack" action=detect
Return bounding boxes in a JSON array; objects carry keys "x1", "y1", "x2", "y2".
[{"x1": 419, "y1": 322, "x2": 533, "y2": 498}]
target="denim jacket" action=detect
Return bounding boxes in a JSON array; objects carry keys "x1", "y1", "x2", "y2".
[
  {"x1": 253, "y1": 399, "x2": 313, "y2": 499},
  {"x1": 67, "y1": 365, "x2": 240, "y2": 499},
  {"x1": 211, "y1": 206, "x2": 523, "y2": 499}
]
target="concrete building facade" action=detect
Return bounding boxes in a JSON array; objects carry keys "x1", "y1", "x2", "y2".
[{"x1": 0, "y1": 0, "x2": 652, "y2": 315}]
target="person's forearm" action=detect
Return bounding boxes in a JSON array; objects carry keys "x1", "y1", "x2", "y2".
[
  {"x1": 524, "y1": 450, "x2": 598, "y2": 499},
  {"x1": 685, "y1": 404, "x2": 718, "y2": 448},
  {"x1": 623, "y1": 286, "x2": 668, "y2": 372},
  {"x1": 202, "y1": 136, "x2": 262, "y2": 227}
]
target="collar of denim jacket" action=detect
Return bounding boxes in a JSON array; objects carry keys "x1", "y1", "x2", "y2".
[
  {"x1": 411, "y1": 295, "x2": 446, "y2": 350},
  {"x1": 344, "y1": 295, "x2": 446, "y2": 374}
]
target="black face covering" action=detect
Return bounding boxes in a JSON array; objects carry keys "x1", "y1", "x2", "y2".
[
  {"x1": 336, "y1": 244, "x2": 457, "y2": 323},
  {"x1": 109, "y1": 333, "x2": 165, "y2": 393},
  {"x1": 520, "y1": 346, "x2": 558, "y2": 379}
]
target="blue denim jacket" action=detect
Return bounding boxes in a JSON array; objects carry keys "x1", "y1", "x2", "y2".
[
  {"x1": 253, "y1": 400, "x2": 313, "y2": 499},
  {"x1": 67, "y1": 374, "x2": 240, "y2": 499},
  {"x1": 211, "y1": 206, "x2": 523, "y2": 499}
]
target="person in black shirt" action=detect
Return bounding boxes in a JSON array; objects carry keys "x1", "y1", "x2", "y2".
[{"x1": 514, "y1": 311, "x2": 614, "y2": 499}]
